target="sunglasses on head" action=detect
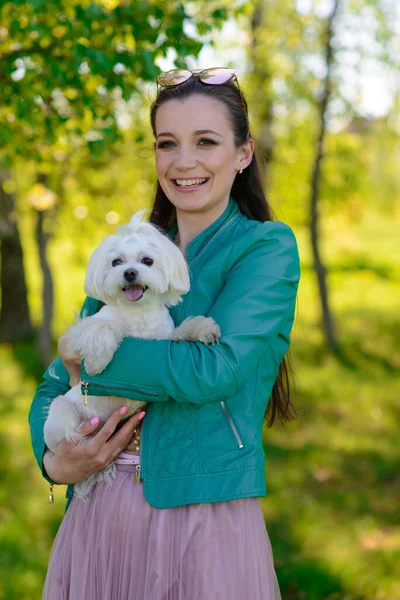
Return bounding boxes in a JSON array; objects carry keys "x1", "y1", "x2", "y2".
[
  {"x1": 156, "y1": 67, "x2": 238, "y2": 87},
  {"x1": 156, "y1": 67, "x2": 249, "y2": 133}
]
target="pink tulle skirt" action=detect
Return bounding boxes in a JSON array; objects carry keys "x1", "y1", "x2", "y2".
[{"x1": 42, "y1": 463, "x2": 281, "y2": 600}]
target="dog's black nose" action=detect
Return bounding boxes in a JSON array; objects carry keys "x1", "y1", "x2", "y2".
[{"x1": 124, "y1": 269, "x2": 138, "y2": 282}]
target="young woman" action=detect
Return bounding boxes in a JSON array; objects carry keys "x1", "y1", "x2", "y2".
[{"x1": 29, "y1": 67, "x2": 300, "y2": 600}]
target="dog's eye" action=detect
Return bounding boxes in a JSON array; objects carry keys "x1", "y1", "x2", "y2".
[
  {"x1": 141, "y1": 257, "x2": 154, "y2": 266},
  {"x1": 112, "y1": 258, "x2": 123, "y2": 267}
]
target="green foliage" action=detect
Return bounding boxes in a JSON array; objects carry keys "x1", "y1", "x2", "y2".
[
  {"x1": 266, "y1": 112, "x2": 400, "y2": 226},
  {"x1": 0, "y1": 0, "x2": 230, "y2": 163}
]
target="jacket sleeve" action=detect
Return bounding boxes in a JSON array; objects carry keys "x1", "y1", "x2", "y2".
[
  {"x1": 28, "y1": 296, "x2": 100, "y2": 482},
  {"x1": 81, "y1": 221, "x2": 301, "y2": 406}
]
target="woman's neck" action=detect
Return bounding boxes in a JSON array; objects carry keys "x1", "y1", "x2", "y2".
[{"x1": 175, "y1": 199, "x2": 229, "y2": 258}]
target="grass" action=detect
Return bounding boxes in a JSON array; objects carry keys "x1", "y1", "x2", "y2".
[{"x1": 0, "y1": 209, "x2": 399, "y2": 599}]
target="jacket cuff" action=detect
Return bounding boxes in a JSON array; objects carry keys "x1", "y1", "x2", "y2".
[{"x1": 34, "y1": 436, "x2": 57, "y2": 486}]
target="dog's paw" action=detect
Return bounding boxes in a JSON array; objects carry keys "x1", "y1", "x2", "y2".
[
  {"x1": 195, "y1": 317, "x2": 221, "y2": 345},
  {"x1": 65, "y1": 318, "x2": 122, "y2": 372},
  {"x1": 83, "y1": 347, "x2": 115, "y2": 375},
  {"x1": 172, "y1": 316, "x2": 221, "y2": 345}
]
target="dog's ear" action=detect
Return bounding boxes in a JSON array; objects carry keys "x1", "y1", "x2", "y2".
[
  {"x1": 162, "y1": 239, "x2": 190, "y2": 307},
  {"x1": 84, "y1": 235, "x2": 117, "y2": 302}
]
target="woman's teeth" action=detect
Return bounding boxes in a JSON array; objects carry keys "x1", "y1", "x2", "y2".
[{"x1": 175, "y1": 178, "x2": 207, "y2": 187}]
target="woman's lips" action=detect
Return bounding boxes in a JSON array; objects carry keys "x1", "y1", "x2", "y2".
[{"x1": 170, "y1": 178, "x2": 210, "y2": 192}]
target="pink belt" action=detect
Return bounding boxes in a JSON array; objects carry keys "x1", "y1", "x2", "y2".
[{"x1": 115, "y1": 451, "x2": 140, "y2": 465}]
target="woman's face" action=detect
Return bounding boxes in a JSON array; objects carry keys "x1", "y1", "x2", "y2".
[{"x1": 154, "y1": 94, "x2": 251, "y2": 218}]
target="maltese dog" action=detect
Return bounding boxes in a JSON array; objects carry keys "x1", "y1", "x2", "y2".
[{"x1": 44, "y1": 211, "x2": 220, "y2": 500}]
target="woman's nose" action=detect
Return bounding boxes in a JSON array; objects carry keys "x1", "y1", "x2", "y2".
[{"x1": 174, "y1": 148, "x2": 197, "y2": 170}]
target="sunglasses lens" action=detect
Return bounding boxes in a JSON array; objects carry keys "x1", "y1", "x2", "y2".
[
  {"x1": 199, "y1": 68, "x2": 235, "y2": 85},
  {"x1": 157, "y1": 69, "x2": 192, "y2": 87}
]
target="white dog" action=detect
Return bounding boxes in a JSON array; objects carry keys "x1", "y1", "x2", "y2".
[{"x1": 44, "y1": 211, "x2": 220, "y2": 500}]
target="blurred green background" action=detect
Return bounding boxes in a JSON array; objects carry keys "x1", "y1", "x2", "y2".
[{"x1": 1, "y1": 1, "x2": 399, "y2": 599}]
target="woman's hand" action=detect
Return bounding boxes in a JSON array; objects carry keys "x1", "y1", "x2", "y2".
[{"x1": 43, "y1": 407, "x2": 146, "y2": 485}]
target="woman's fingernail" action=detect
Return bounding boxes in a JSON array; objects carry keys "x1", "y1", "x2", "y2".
[
  {"x1": 138, "y1": 411, "x2": 146, "y2": 420},
  {"x1": 120, "y1": 406, "x2": 128, "y2": 415},
  {"x1": 91, "y1": 417, "x2": 99, "y2": 425}
]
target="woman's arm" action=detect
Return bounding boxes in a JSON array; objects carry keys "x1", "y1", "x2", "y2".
[
  {"x1": 29, "y1": 360, "x2": 72, "y2": 484},
  {"x1": 28, "y1": 296, "x2": 101, "y2": 482},
  {"x1": 81, "y1": 221, "x2": 301, "y2": 406}
]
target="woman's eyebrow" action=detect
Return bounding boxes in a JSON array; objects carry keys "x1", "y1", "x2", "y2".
[
  {"x1": 156, "y1": 129, "x2": 223, "y2": 139},
  {"x1": 194, "y1": 129, "x2": 223, "y2": 138}
]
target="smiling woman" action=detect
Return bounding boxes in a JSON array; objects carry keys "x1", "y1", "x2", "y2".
[{"x1": 30, "y1": 68, "x2": 300, "y2": 600}]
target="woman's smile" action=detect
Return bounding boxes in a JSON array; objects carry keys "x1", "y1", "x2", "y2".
[{"x1": 171, "y1": 177, "x2": 210, "y2": 191}]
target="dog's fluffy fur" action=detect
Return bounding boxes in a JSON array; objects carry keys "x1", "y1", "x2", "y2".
[{"x1": 44, "y1": 211, "x2": 220, "y2": 500}]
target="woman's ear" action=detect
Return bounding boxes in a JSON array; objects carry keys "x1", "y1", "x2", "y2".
[{"x1": 237, "y1": 137, "x2": 255, "y2": 172}]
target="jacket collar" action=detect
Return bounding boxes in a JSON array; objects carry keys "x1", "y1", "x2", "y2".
[{"x1": 167, "y1": 197, "x2": 239, "y2": 265}]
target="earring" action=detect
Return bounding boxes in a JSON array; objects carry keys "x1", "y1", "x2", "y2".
[{"x1": 239, "y1": 168, "x2": 243, "y2": 174}]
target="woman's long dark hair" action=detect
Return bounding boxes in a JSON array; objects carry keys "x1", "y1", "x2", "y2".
[{"x1": 148, "y1": 75, "x2": 296, "y2": 427}]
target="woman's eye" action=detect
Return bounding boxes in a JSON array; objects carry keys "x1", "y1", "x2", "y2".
[
  {"x1": 157, "y1": 140, "x2": 175, "y2": 149},
  {"x1": 141, "y1": 257, "x2": 154, "y2": 266},
  {"x1": 199, "y1": 138, "x2": 217, "y2": 146},
  {"x1": 112, "y1": 258, "x2": 123, "y2": 267}
]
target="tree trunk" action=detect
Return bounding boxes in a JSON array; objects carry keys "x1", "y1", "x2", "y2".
[
  {"x1": 309, "y1": 0, "x2": 340, "y2": 354},
  {"x1": 250, "y1": 0, "x2": 274, "y2": 184},
  {"x1": 35, "y1": 174, "x2": 55, "y2": 366},
  {"x1": 0, "y1": 170, "x2": 34, "y2": 342}
]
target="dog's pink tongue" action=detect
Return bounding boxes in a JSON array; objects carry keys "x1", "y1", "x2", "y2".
[{"x1": 124, "y1": 286, "x2": 143, "y2": 301}]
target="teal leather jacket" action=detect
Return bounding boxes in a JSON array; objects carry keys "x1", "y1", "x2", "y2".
[{"x1": 29, "y1": 197, "x2": 300, "y2": 510}]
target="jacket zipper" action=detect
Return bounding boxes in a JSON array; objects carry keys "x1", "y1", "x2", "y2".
[
  {"x1": 81, "y1": 380, "x2": 158, "y2": 399},
  {"x1": 220, "y1": 401, "x2": 244, "y2": 449}
]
